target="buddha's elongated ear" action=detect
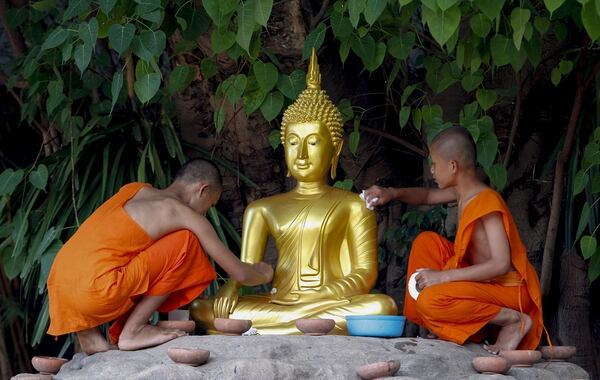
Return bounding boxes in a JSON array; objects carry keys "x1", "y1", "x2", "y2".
[{"x1": 330, "y1": 140, "x2": 344, "y2": 179}]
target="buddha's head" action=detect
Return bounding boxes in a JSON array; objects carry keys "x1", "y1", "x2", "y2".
[{"x1": 280, "y1": 49, "x2": 344, "y2": 182}]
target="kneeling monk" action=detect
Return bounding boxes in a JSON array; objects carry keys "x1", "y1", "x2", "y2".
[
  {"x1": 364, "y1": 126, "x2": 542, "y2": 352},
  {"x1": 47, "y1": 159, "x2": 273, "y2": 354}
]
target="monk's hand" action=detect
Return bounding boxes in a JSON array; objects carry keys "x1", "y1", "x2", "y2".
[
  {"x1": 253, "y1": 262, "x2": 274, "y2": 283},
  {"x1": 363, "y1": 185, "x2": 393, "y2": 207},
  {"x1": 213, "y1": 280, "x2": 239, "y2": 319},
  {"x1": 415, "y1": 268, "x2": 448, "y2": 290}
]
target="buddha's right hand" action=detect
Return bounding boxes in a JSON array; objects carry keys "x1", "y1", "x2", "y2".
[{"x1": 213, "y1": 281, "x2": 239, "y2": 318}]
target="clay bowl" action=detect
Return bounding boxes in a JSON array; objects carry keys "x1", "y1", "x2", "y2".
[
  {"x1": 500, "y1": 350, "x2": 542, "y2": 367},
  {"x1": 214, "y1": 318, "x2": 252, "y2": 335},
  {"x1": 31, "y1": 356, "x2": 69, "y2": 375},
  {"x1": 356, "y1": 360, "x2": 400, "y2": 380},
  {"x1": 167, "y1": 347, "x2": 210, "y2": 366},
  {"x1": 157, "y1": 320, "x2": 196, "y2": 333},
  {"x1": 540, "y1": 345, "x2": 577, "y2": 361},
  {"x1": 295, "y1": 318, "x2": 335, "y2": 336},
  {"x1": 471, "y1": 356, "x2": 510, "y2": 374}
]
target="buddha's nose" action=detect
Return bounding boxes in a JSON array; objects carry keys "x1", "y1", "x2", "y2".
[{"x1": 297, "y1": 139, "x2": 309, "y2": 159}]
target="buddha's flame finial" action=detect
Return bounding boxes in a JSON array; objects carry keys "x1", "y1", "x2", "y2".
[{"x1": 306, "y1": 48, "x2": 321, "y2": 90}]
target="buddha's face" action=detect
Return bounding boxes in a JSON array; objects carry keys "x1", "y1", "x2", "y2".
[{"x1": 284, "y1": 121, "x2": 335, "y2": 182}]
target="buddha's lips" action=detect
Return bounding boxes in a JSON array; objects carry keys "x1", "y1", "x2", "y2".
[{"x1": 295, "y1": 163, "x2": 311, "y2": 169}]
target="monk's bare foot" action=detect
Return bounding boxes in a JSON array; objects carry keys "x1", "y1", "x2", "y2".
[
  {"x1": 118, "y1": 324, "x2": 186, "y2": 351},
  {"x1": 77, "y1": 327, "x2": 112, "y2": 355},
  {"x1": 484, "y1": 309, "x2": 532, "y2": 354}
]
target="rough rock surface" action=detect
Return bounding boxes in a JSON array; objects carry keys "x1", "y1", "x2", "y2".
[{"x1": 53, "y1": 336, "x2": 589, "y2": 380}]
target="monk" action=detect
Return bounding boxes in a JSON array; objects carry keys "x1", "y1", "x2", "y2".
[
  {"x1": 363, "y1": 126, "x2": 543, "y2": 353},
  {"x1": 47, "y1": 158, "x2": 273, "y2": 354}
]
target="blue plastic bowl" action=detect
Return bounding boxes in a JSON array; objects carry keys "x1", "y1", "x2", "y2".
[{"x1": 346, "y1": 315, "x2": 406, "y2": 337}]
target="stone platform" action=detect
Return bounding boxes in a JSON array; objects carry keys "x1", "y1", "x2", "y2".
[{"x1": 50, "y1": 335, "x2": 588, "y2": 380}]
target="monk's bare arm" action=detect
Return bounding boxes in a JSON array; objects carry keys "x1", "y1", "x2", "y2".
[
  {"x1": 164, "y1": 199, "x2": 272, "y2": 286},
  {"x1": 363, "y1": 186, "x2": 457, "y2": 207},
  {"x1": 442, "y1": 212, "x2": 511, "y2": 283}
]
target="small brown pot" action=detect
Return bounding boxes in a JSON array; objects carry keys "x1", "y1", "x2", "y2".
[
  {"x1": 356, "y1": 360, "x2": 400, "y2": 380},
  {"x1": 167, "y1": 348, "x2": 210, "y2": 366},
  {"x1": 31, "y1": 356, "x2": 68, "y2": 375},
  {"x1": 295, "y1": 318, "x2": 335, "y2": 336},
  {"x1": 157, "y1": 320, "x2": 196, "y2": 333},
  {"x1": 500, "y1": 350, "x2": 542, "y2": 367},
  {"x1": 213, "y1": 318, "x2": 252, "y2": 335},
  {"x1": 472, "y1": 356, "x2": 510, "y2": 374},
  {"x1": 540, "y1": 345, "x2": 577, "y2": 361}
]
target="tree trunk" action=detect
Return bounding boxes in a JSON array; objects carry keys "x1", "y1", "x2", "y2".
[{"x1": 555, "y1": 252, "x2": 600, "y2": 379}]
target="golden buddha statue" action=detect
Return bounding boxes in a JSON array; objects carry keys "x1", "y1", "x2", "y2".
[{"x1": 191, "y1": 50, "x2": 397, "y2": 334}]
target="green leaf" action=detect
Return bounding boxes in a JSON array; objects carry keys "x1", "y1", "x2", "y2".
[
  {"x1": 476, "y1": 89, "x2": 497, "y2": 111},
  {"x1": 510, "y1": 8, "x2": 530, "y2": 50},
  {"x1": 31, "y1": 0, "x2": 56, "y2": 11},
  {"x1": 581, "y1": 236, "x2": 597, "y2": 259},
  {"x1": 487, "y1": 163, "x2": 507, "y2": 190},
  {"x1": 110, "y1": 71, "x2": 123, "y2": 113},
  {"x1": 62, "y1": 43, "x2": 73, "y2": 63},
  {"x1": 79, "y1": 18, "x2": 98, "y2": 46},
  {"x1": 211, "y1": 29, "x2": 236, "y2": 53},
  {"x1": 573, "y1": 170, "x2": 589, "y2": 196},
  {"x1": 0, "y1": 169, "x2": 24, "y2": 196},
  {"x1": 63, "y1": 0, "x2": 91, "y2": 22},
  {"x1": 268, "y1": 129, "x2": 281, "y2": 149},
  {"x1": 260, "y1": 91, "x2": 284, "y2": 121},
  {"x1": 168, "y1": 65, "x2": 195, "y2": 96},
  {"x1": 243, "y1": 82, "x2": 267, "y2": 114},
  {"x1": 46, "y1": 80, "x2": 64, "y2": 116},
  {"x1": 201, "y1": 58, "x2": 218, "y2": 79},
  {"x1": 461, "y1": 70, "x2": 483, "y2": 92},
  {"x1": 534, "y1": 16, "x2": 550, "y2": 34},
  {"x1": 253, "y1": 61, "x2": 278, "y2": 92},
  {"x1": 214, "y1": 107, "x2": 225, "y2": 132},
  {"x1": 412, "y1": 108, "x2": 422, "y2": 131},
  {"x1": 387, "y1": 32, "x2": 415, "y2": 60},
  {"x1": 330, "y1": 12, "x2": 353, "y2": 39},
  {"x1": 436, "y1": 0, "x2": 459, "y2": 11},
  {"x1": 476, "y1": 0, "x2": 505, "y2": 21},
  {"x1": 6, "y1": 7, "x2": 28, "y2": 27},
  {"x1": 203, "y1": 0, "x2": 237, "y2": 27},
  {"x1": 338, "y1": 99, "x2": 354, "y2": 122},
  {"x1": 364, "y1": 0, "x2": 387, "y2": 25},
  {"x1": 236, "y1": 0, "x2": 256, "y2": 53},
  {"x1": 349, "y1": 129, "x2": 360, "y2": 154},
  {"x1": 303, "y1": 23, "x2": 327, "y2": 60},
  {"x1": 401, "y1": 84, "x2": 417, "y2": 106},
  {"x1": 99, "y1": 0, "x2": 118, "y2": 14},
  {"x1": 276, "y1": 70, "x2": 305, "y2": 99},
  {"x1": 470, "y1": 14, "x2": 492, "y2": 38},
  {"x1": 134, "y1": 73, "x2": 161, "y2": 103},
  {"x1": 348, "y1": 0, "x2": 366, "y2": 28},
  {"x1": 422, "y1": 4, "x2": 461, "y2": 47},
  {"x1": 222, "y1": 74, "x2": 248, "y2": 104},
  {"x1": 477, "y1": 130, "x2": 498, "y2": 168},
  {"x1": 42, "y1": 27, "x2": 69, "y2": 51},
  {"x1": 108, "y1": 23, "x2": 136, "y2": 55},
  {"x1": 131, "y1": 36, "x2": 152, "y2": 61},
  {"x1": 582, "y1": 1, "x2": 600, "y2": 42},
  {"x1": 551, "y1": 68, "x2": 561, "y2": 87},
  {"x1": 73, "y1": 43, "x2": 92, "y2": 74},
  {"x1": 559, "y1": 60, "x2": 573, "y2": 75},
  {"x1": 333, "y1": 178, "x2": 354, "y2": 191},
  {"x1": 254, "y1": 0, "x2": 272, "y2": 26},
  {"x1": 490, "y1": 35, "x2": 513, "y2": 67},
  {"x1": 575, "y1": 203, "x2": 590, "y2": 242},
  {"x1": 29, "y1": 165, "x2": 48, "y2": 190},
  {"x1": 140, "y1": 30, "x2": 166, "y2": 56},
  {"x1": 399, "y1": 106, "x2": 410, "y2": 129},
  {"x1": 544, "y1": 0, "x2": 566, "y2": 14}
]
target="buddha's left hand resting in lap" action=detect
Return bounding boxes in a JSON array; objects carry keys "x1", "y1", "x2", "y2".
[{"x1": 191, "y1": 50, "x2": 397, "y2": 334}]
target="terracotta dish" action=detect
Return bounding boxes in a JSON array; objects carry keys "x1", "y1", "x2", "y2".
[
  {"x1": 500, "y1": 350, "x2": 541, "y2": 367},
  {"x1": 214, "y1": 318, "x2": 252, "y2": 335},
  {"x1": 472, "y1": 356, "x2": 510, "y2": 374},
  {"x1": 167, "y1": 348, "x2": 210, "y2": 366},
  {"x1": 295, "y1": 318, "x2": 335, "y2": 335},
  {"x1": 31, "y1": 356, "x2": 68, "y2": 375},
  {"x1": 540, "y1": 345, "x2": 576, "y2": 361},
  {"x1": 356, "y1": 360, "x2": 400, "y2": 379}
]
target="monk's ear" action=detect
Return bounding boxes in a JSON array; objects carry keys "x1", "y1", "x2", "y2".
[
  {"x1": 197, "y1": 182, "x2": 210, "y2": 197},
  {"x1": 450, "y1": 160, "x2": 458, "y2": 173}
]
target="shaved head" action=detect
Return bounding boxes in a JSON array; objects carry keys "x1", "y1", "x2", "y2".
[
  {"x1": 174, "y1": 158, "x2": 223, "y2": 190},
  {"x1": 430, "y1": 126, "x2": 477, "y2": 168}
]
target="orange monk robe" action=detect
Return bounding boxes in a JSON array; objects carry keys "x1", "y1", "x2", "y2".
[
  {"x1": 47, "y1": 183, "x2": 216, "y2": 343},
  {"x1": 404, "y1": 188, "x2": 543, "y2": 350}
]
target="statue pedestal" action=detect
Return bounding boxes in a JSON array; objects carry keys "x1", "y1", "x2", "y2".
[{"x1": 53, "y1": 336, "x2": 590, "y2": 379}]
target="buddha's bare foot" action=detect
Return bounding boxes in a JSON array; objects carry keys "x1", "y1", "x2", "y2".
[
  {"x1": 118, "y1": 324, "x2": 186, "y2": 351},
  {"x1": 484, "y1": 309, "x2": 532, "y2": 354},
  {"x1": 77, "y1": 327, "x2": 112, "y2": 355}
]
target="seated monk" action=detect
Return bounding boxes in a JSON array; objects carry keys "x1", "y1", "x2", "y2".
[
  {"x1": 364, "y1": 126, "x2": 543, "y2": 352},
  {"x1": 191, "y1": 50, "x2": 397, "y2": 334},
  {"x1": 47, "y1": 159, "x2": 273, "y2": 354}
]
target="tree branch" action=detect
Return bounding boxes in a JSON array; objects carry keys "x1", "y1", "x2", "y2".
[
  {"x1": 309, "y1": 0, "x2": 329, "y2": 30},
  {"x1": 360, "y1": 126, "x2": 427, "y2": 157},
  {"x1": 503, "y1": 70, "x2": 522, "y2": 168},
  {"x1": 0, "y1": 0, "x2": 25, "y2": 58}
]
